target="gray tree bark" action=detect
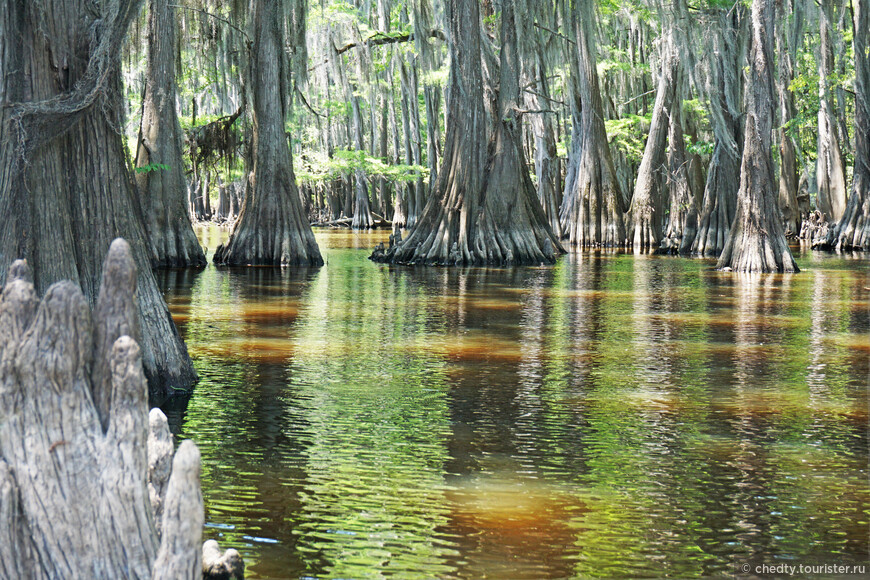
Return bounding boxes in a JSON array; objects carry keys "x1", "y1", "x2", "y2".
[
  {"x1": 559, "y1": 0, "x2": 628, "y2": 247},
  {"x1": 816, "y1": 0, "x2": 848, "y2": 223},
  {"x1": 351, "y1": 94, "x2": 375, "y2": 229},
  {"x1": 0, "y1": 239, "x2": 216, "y2": 579},
  {"x1": 136, "y1": 0, "x2": 207, "y2": 268},
  {"x1": 214, "y1": 0, "x2": 323, "y2": 266},
  {"x1": 526, "y1": 48, "x2": 562, "y2": 237},
  {"x1": 628, "y1": 28, "x2": 679, "y2": 249},
  {"x1": 819, "y1": 0, "x2": 870, "y2": 250},
  {"x1": 659, "y1": 69, "x2": 697, "y2": 254},
  {"x1": 717, "y1": 0, "x2": 799, "y2": 273},
  {"x1": 690, "y1": 8, "x2": 747, "y2": 257},
  {"x1": 776, "y1": 0, "x2": 803, "y2": 236},
  {"x1": 0, "y1": 0, "x2": 196, "y2": 398}
]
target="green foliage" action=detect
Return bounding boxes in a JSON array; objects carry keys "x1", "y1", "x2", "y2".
[
  {"x1": 135, "y1": 163, "x2": 171, "y2": 174},
  {"x1": 605, "y1": 114, "x2": 651, "y2": 164},
  {"x1": 421, "y1": 66, "x2": 449, "y2": 88},
  {"x1": 179, "y1": 114, "x2": 230, "y2": 131},
  {"x1": 482, "y1": 11, "x2": 500, "y2": 31},
  {"x1": 684, "y1": 135, "x2": 713, "y2": 157},
  {"x1": 295, "y1": 149, "x2": 429, "y2": 185}
]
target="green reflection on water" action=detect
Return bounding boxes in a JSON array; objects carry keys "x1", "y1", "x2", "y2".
[{"x1": 156, "y1": 229, "x2": 869, "y2": 579}]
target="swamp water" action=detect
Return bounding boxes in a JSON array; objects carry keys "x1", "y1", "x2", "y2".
[{"x1": 156, "y1": 227, "x2": 869, "y2": 579}]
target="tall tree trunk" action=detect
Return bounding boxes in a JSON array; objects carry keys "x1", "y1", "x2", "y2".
[
  {"x1": 0, "y1": 0, "x2": 196, "y2": 398},
  {"x1": 691, "y1": 9, "x2": 746, "y2": 256},
  {"x1": 559, "y1": 0, "x2": 628, "y2": 247},
  {"x1": 214, "y1": 0, "x2": 323, "y2": 266},
  {"x1": 136, "y1": 0, "x2": 206, "y2": 268},
  {"x1": 816, "y1": 0, "x2": 848, "y2": 223},
  {"x1": 388, "y1": 55, "x2": 404, "y2": 225},
  {"x1": 409, "y1": 62, "x2": 426, "y2": 227},
  {"x1": 351, "y1": 94, "x2": 374, "y2": 229},
  {"x1": 659, "y1": 63, "x2": 696, "y2": 253},
  {"x1": 424, "y1": 86, "x2": 442, "y2": 195},
  {"x1": 372, "y1": 0, "x2": 562, "y2": 265},
  {"x1": 717, "y1": 0, "x2": 798, "y2": 273},
  {"x1": 398, "y1": 57, "x2": 423, "y2": 227},
  {"x1": 628, "y1": 28, "x2": 679, "y2": 249},
  {"x1": 527, "y1": 48, "x2": 562, "y2": 237},
  {"x1": 776, "y1": 0, "x2": 803, "y2": 236},
  {"x1": 820, "y1": 0, "x2": 870, "y2": 250},
  {"x1": 378, "y1": 92, "x2": 392, "y2": 219}
]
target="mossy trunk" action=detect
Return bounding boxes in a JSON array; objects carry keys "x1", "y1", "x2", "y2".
[
  {"x1": 659, "y1": 76, "x2": 697, "y2": 254},
  {"x1": 0, "y1": 0, "x2": 196, "y2": 398},
  {"x1": 527, "y1": 49, "x2": 562, "y2": 237}
]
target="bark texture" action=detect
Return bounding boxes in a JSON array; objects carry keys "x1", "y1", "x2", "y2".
[
  {"x1": 716, "y1": 0, "x2": 798, "y2": 273},
  {"x1": 214, "y1": 0, "x2": 323, "y2": 267},
  {"x1": 559, "y1": 0, "x2": 628, "y2": 247},
  {"x1": 815, "y1": 0, "x2": 848, "y2": 223},
  {"x1": 0, "y1": 240, "x2": 218, "y2": 578},
  {"x1": 776, "y1": 0, "x2": 803, "y2": 235},
  {"x1": 527, "y1": 49, "x2": 562, "y2": 237},
  {"x1": 372, "y1": 0, "x2": 562, "y2": 265},
  {"x1": 819, "y1": 0, "x2": 870, "y2": 250},
  {"x1": 136, "y1": 0, "x2": 207, "y2": 268},
  {"x1": 659, "y1": 79, "x2": 697, "y2": 254},
  {"x1": 628, "y1": 29, "x2": 679, "y2": 249},
  {"x1": 0, "y1": 0, "x2": 196, "y2": 398},
  {"x1": 202, "y1": 540, "x2": 245, "y2": 580},
  {"x1": 690, "y1": 9, "x2": 746, "y2": 256}
]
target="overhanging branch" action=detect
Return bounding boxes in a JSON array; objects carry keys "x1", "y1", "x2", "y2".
[{"x1": 334, "y1": 29, "x2": 446, "y2": 55}]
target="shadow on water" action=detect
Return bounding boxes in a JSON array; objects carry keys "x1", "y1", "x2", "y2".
[{"x1": 156, "y1": 228, "x2": 869, "y2": 579}]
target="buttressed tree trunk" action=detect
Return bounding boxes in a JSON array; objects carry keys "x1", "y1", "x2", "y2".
[
  {"x1": 816, "y1": 0, "x2": 848, "y2": 223},
  {"x1": 0, "y1": 0, "x2": 197, "y2": 398},
  {"x1": 659, "y1": 70, "x2": 696, "y2": 254},
  {"x1": 776, "y1": 0, "x2": 803, "y2": 235},
  {"x1": 821, "y1": 0, "x2": 870, "y2": 250},
  {"x1": 372, "y1": 0, "x2": 562, "y2": 265},
  {"x1": 690, "y1": 8, "x2": 746, "y2": 256},
  {"x1": 0, "y1": 240, "x2": 209, "y2": 578},
  {"x1": 351, "y1": 94, "x2": 375, "y2": 229},
  {"x1": 214, "y1": 0, "x2": 323, "y2": 266},
  {"x1": 560, "y1": 0, "x2": 628, "y2": 247},
  {"x1": 717, "y1": 0, "x2": 798, "y2": 273},
  {"x1": 136, "y1": 0, "x2": 207, "y2": 268},
  {"x1": 628, "y1": 28, "x2": 679, "y2": 249}
]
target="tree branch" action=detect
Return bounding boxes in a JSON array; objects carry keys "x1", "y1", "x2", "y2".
[
  {"x1": 169, "y1": 5, "x2": 249, "y2": 41},
  {"x1": 534, "y1": 22, "x2": 575, "y2": 45},
  {"x1": 334, "y1": 29, "x2": 446, "y2": 55}
]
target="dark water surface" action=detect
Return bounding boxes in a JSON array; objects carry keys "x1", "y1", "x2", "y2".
[{"x1": 157, "y1": 228, "x2": 869, "y2": 579}]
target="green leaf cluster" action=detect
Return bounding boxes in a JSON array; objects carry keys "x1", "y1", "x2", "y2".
[
  {"x1": 605, "y1": 114, "x2": 651, "y2": 164},
  {"x1": 295, "y1": 149, "x2": 429, "y2": 185},
  {"x1": 135, "y1": 163, "x2": 171, "y2": 174}
]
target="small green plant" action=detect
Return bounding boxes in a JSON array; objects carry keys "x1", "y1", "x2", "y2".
[{"x1": 135, "y1": 163, "x2": 171, "y2": 174}]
